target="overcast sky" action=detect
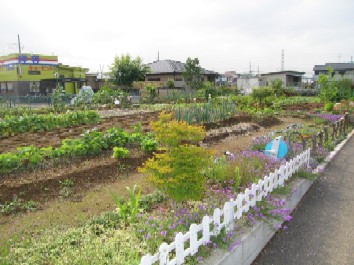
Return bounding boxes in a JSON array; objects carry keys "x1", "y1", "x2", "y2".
[{"x1": 1, "y1": 0, "x2": 353, "y2": 76}]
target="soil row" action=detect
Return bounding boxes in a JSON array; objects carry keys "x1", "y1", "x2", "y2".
[
  {"x1": 0, "y1": 111, "x2": 160, "y2": 153},
  {"x1": 0, "y1": 115, "x2": 280, "y2": 203}
]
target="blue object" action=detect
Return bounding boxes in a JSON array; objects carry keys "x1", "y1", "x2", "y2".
[{"x1": 264, "y1": 140, "x2": 288, "y2": 159}]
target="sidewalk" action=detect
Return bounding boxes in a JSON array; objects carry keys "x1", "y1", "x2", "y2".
[{"x1": 253, "y1": 137, "x2": 354, "y2": 265}]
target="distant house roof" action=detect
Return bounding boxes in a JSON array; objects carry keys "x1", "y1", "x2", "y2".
[
  {"x1": 261, "y1": 70, "x2": 305, "y2": 77},
  {"x1": 313, "y1": 63, "x2": 354, "y2": 71},
  {"x1": 146, "y1": 60, "x2": 218, "y2": 75}
]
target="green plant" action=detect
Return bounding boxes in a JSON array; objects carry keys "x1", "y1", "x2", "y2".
[
  {"x1": 111, "y1": 185, "x2": 142, "y2": 221},
  {"x1": 112, "y1": 147, "x2": 130, "y2": 158},
  {"x1": 318, "y1": 67, "x2": 337, "y2": 103},
  {"x1": 294, "y1": 169, "x2": 319, "y2": 180},
  {"x1": 109, "y1": 54, "x2": 149, "y2": 88},
  {"x1": 141, "y1": 133, "x2": 158, "y2": 153},
  {"x1": 0, "y1": 197, "x2": 37, "y2": 215},
  {"x1": 59, "y1": 178, "x2": 74, "y2": 197},
  {"x1": 325, "y1": 102, "x2": 334, "y2": 112},
  {"x1": 52, "y1": 85, "x2": 66, "y2": 112},
  {"x1": 183, "y1": 57, "x2": 203, "y2": 90}
]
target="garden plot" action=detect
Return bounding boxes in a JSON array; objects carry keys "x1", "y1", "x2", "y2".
[{"x1": 0, "y1": 114, "x2": 312, "y2": 255}]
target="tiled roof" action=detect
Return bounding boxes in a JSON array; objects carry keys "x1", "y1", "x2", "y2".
[
  {"x1": 313, "y1": 63, "x2": 354, "y2": 71},
  {"x1": 146, "y1": 60, "x2": 218, "y2": 75}
]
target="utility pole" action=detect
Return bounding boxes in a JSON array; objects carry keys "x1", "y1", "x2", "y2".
[
  {"x1": 99, "y1": 64, "x2": 104, "y2": 89},
  {"x1": 281, "y1": 49, "x2": 284, "y2": 71},
  {"x1": 17, "y1": 34, "x2": 22, "y2": 77},
  {"x1": 249, "y1": 62, "x2": 252, "y2": 75}
]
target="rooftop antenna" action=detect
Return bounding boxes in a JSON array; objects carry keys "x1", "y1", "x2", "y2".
[
  {"x1": 249, "y1": 61, "x2": 252, "y2": 75},
  {"x1": 157, "y1": 51, "x2": 159, "y2": 61},
  {"x1": 281, "y1": 49, "x2": 284, "y2": 71}
]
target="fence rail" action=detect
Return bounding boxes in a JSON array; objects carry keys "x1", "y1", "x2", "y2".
[{"x1": 140, "y1": 148, "x2": 311, "y2": 265}]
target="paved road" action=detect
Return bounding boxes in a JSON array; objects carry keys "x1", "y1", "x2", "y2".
[{"x1": 253, "y1": 137, "x2": 354, "y2": 265}]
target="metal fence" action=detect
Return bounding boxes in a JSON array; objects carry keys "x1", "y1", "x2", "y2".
[{"x1": 0, "y1": 95, "x2": 75, "y2": 109}]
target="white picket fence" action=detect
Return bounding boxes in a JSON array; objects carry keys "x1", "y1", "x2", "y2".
[{"x1": 140, "y1": 148, "x2": 311, "y2": 265}]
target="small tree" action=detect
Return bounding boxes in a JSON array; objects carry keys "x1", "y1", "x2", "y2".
[
  {"x1": 251, "y1": 86, "x2": 274, "y2": 109},
  {"x1": 318, "y1": 67, "x2": 337, "y2": 104},
  {"x1": 109, "y1": 54, "x2": 149, "y2": 88},
  {"x1": 270, "y1": 79, "x2": 284, "y2": 97},
  {"x1": 145, "y1": 84, "x2": 157, "y2": 103},
  {"x1": 52, "y1": 85, "x2": 65, "y2": 112},
  {"x1": 336, "y1": 78, "x2": 352, "y2": 101},
  {"x1": 166, "y1": 79, "x2": 174, "y2": 90},
  {"x1": 139, "y1": 112, "x2": 213, "y2": 203},
  {"x1": 183, "y1": 57, "x2": 203, "y2": 90}
]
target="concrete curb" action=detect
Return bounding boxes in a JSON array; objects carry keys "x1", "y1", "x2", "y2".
[{"x1": 203, "y1": 128, "x2": 354, "y2": 265}]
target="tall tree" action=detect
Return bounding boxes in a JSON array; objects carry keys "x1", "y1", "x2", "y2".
[
  {"x1": 183, "y1": 57, "x2": 203, "y2": 90},
  {"x1": 109, "y1": 54, "x2": 149, "y2": 88}
]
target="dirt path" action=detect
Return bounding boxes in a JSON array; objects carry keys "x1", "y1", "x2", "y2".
[{"x1": 0, "y1": 116, "x2": 310, "y2": 250}]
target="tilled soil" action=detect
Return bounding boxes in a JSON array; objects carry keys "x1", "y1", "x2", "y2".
[{"x1": 0, "y1": 114, "x2": 296, "y2": 204}]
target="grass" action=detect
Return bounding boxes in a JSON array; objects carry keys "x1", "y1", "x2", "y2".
[{"x1": 0, "y1": 172, "x2": 153, "y2": 253}]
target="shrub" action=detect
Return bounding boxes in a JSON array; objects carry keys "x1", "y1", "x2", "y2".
[
  {"x1": 151, "y1": 111, "x2": 205, "y2": 148},
  {"x1": 141, "y1": 145, "x2": 212, "y2": 202},
  {"x1": 112, "y1": 147, "x2": 130, "y2": 158}
]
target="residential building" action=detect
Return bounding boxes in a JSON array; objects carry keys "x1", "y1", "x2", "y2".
[
  {"x1": 313, "y1": 63, "x2": 354, "y2": 85},
  {"x1": 0, "y1": 53, "x2": 88, "y2": 96},
  {"x1": 144, "y1": 59, "x2": 218, "y2": 89},
  {"x1": 261, "y1": 70, "x2": 305, "y2": 89},
  {"x1": 237, "y1": 74, "x2": 263, "y2": 95},
  {"x1": 86, "y1": 72, "x2": 109, "y2": 92},
  {"x1": 216, "y1": 71, "x2": 239, "y2": 86}
]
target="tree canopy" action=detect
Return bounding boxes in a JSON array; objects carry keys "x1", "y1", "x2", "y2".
[
  {"x1": 109, "y1": 54, "x2": 149, "y2": 88},
  {"x1": 183, "y1": 57, "x2": 203, "y2": 90}
]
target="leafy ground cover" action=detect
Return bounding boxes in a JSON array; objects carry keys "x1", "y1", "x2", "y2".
[{"x1": 0, "y1": 110, "x2": 101, "y2": 136}]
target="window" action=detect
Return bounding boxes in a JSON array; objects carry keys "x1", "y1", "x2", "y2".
[
  {"x1": 30, "y1": 82, "x2": 40, "y2": 92},
  {"x1": 147, "y1": 78, "x2": 160, "y2": 81},
  {"x1": 175, "y1": 78, "x2": 182, "y2": 81},
  {"x1": 7, "y1": 82, "x2": 13, "y2": 92},
  {"x1": 1, "y1": 82, "x2": 7, "y2": 93}
]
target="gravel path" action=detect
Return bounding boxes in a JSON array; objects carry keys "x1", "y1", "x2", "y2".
[{"x1": 252, "y1": 136, "x2": 354, "y2": 265}]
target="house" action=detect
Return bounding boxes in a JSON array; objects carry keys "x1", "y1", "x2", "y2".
[
  {"x1": 144, "y1": 59, "x2": 218, "y2": 89},
  {"x1": 0, "y1": 53, "x2": 88, "y2": 96},
  {"x1": 261, "y1": 70, "x2": 305, "y2": 89},
  {"x1": 313, "y1": 63, "x2": 354, "y2": 85},
  {"x1": 216, "y1": 71, "x2": 239, "y2": 86},
  {"x1": 237, "y1": 74, "x2": 263, "y2": 95},
  {"x1": 86, "y1": 72, "x2": 109, "y2": 92}
]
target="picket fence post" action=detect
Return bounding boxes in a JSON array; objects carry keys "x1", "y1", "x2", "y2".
[
  {"x1": 159, "y1": 243, "x2": 169, "y2": 265},
  {"x1": 189, "y1": 224, "x2": 198, "y2": 255},
  {"x1": 141, "y1": 255, "x2": 152, "y2": 265},
  {"x1": 175, "y1": 233, "x2": 185, "y2": 264},
  {"x1": 202, "y1": 216, "x2": 210, "y2": 243},
  {"x1": 213, "y1": 208, "x2": 221, "y2": 235}
]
